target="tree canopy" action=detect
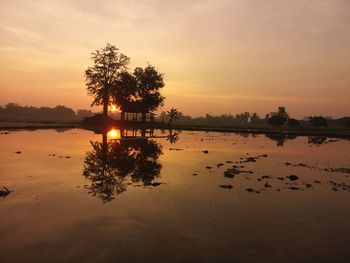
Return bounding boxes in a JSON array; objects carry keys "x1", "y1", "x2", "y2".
[
  {"x1": 111, "y1": 64, "x2": 165, "y2": 114},
  {"x1": 85, "y1": 43, "x2": 130, "y2": 116}
]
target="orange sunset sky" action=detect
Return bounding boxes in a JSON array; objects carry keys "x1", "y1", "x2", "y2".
[{"x1": 0, "y1": 0, "x2": 349, "y2": 118}]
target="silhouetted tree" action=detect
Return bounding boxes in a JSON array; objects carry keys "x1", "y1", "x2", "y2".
[
  {"x1": 235, "y1": 112, "x2": 250, "y2": 125},
  {"x1": 133, "y1": 65, "x2": 165, "y2": 121},
  {"x1": 287, "y1": 118, "x2": 300, "y2": 127},
  {"x1": 167, "y1": 108, "x2": 182, "y2": 125},
  {"x1": 77, "y1": 109, "x2": 94, "y2": 120},
  {"x1": 309, "y1": 116, "x2": 328, "y2": 128},
  {"x1": 112, "y1": 71, "x2": 137, "y2": 121},
  {"x1": 0, "y1": 103, "x2": 78, "y2": 121},
  {"x1": 250, "y1": 112, "x2": 260, "y2": 124},
  {"x1": 159, "y1": 111, "x2": 169, "y2": 123},
  {"x1": 266, "y1": 106, "x2": 289, "y2": 126},
  {"x1": 85, "y1": 44, "x2": 130, "y2": 118}
]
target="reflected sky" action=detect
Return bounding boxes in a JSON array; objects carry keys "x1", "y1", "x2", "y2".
[{"x1": 0, "y1": 128, "x2": 349, "y2": 262}]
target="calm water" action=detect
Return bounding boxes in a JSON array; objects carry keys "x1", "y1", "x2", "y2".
[{"x1": 1, "y1": 128, "x2": 350, "y2": 263}]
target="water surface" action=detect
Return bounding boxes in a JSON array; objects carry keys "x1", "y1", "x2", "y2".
[{"x1": 1, "y1": 128, "x2": 349, "y2": 262}]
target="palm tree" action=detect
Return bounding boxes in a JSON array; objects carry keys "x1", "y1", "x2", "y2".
[{"x1": 167, "y1": 108, "x2": 182, "y2": 125}]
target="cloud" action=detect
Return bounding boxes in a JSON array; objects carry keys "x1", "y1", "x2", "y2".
[{"x1": 0, "y1": 0, "x2": 349, "y2": 116}]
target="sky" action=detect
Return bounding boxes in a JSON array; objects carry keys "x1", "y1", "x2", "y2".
[{"x1": 0, "y1": 0, "x2": 349, "y2": 118}]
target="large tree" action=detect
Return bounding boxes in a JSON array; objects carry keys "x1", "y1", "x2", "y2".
[
  {"x1": 111, "y1": 71, "x2": 137, "y2": 121},
  {"x1": 85, "y1": 43, "x2": 129, "y2": 117},
  {"x1": 133, "y1": 65, "x2": 165, "y2": 121}
]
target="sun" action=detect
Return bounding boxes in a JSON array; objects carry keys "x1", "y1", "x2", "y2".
[{"x1": 109, "y1": 104, "x2": 119, "y2": 112}]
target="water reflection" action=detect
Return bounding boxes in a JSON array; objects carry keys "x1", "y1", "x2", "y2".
[
  {"x1": 265, "y1": 133, "x2": 297, "y2": 146},
  {"x1": 83, "y1": 128, "x2": 163, "y2": 203},
  {"x1": 106, "y1": 128, "x2": 121, "y2": 139},
  {"x1": 308, "y1": 136, "x2": 327, "y2": 146},
  {"x1": 166, "y1": 129, "x2": 180, "y2": 144}
]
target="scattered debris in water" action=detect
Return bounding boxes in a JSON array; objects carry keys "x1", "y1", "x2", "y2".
[
  {"x1": 0, "y1": 187, "x2": 12, "y2": 198},
  {"x1": 224, "y1": 168, "x2": 253, "y2": 178},
  {"x1": 288, "y1": 186, "x2": 301, "y2": 191},
  {"x1": 239, "y1": 154, "x2": 268, "y2": 164},
  {"x1": 220, "y1": 184, "x2": 233, "y2": 189},
  {"x1": 324, "y1": 167, "x2": 350, "y2": 174},
  {"x1": 264, "y1": 182, "x2": 272, "y2": 188},
  {"x1": 328, "y1": 181, "x2": 350, "y2": 192},
  {"x1": 146, "y1": 182, "x2": 162, "y2": 187},
  {"x1": 216, "y1": 163, "x2": 224, "y2": 168},
  {"x1": 287, "y1": 175, "x2": 299, "y2": 181},
  {"x1": 262, "y1": 175, "x2": 273, "y2": 179},
  {"x1": 246, "y1": 188, "x2": 260, "y2": 193},
  {"x1": 169, "y1": 148, "x2": 184, "y2": 151},
  {"x1": 283, "y1": 162, "x2": 350, "y2": 174}
]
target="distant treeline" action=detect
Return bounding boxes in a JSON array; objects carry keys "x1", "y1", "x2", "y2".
[
  {"x1": 157, "y1": 109, "x2": 350, "y2": 128},
  {"x1": 0, "y1": 103, "x2": 94, "y2": 122},
  {"x1": 157, "y1": 111, "x2": 264, "y2": 127},
  {"x1": 1, "y1": 103, "x2": 349, "y2": 128}
]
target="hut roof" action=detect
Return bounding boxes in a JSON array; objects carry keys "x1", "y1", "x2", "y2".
[{"x1": 120, "y1": 101, "x2": 149, "y2": 113}]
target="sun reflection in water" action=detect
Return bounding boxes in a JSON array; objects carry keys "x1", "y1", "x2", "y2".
[{"x1": 107, "y1": 128, "x2": 121, "y2": 140}]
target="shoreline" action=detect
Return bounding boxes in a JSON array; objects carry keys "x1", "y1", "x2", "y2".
[{"x1": 1, "y1": 121, "x2": 350, "y2": 138}]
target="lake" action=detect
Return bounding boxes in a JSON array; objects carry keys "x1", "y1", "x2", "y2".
[{"x1": 1, "y1": 128, "x2": 350, "y2": 263}]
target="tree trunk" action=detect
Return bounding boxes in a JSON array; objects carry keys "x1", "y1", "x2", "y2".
[
  {"x1": 121, "y1": 111, "x2": 125, "y2": 121},
  {"x1": 102, "y1": 132, "x2": 107, "y2": 176},
  {"x1": 142, "y1": 112, "x2": 146, "y2": 122},
  {"x1": 103, "y1": 101, "x2": 108, "y2": 118}
]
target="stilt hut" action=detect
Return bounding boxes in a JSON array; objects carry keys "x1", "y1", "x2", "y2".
[{"x1": 119, "y1": 101, "x2": 154, "y2": 122}]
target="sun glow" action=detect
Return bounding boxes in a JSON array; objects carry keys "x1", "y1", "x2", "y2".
[
  {"x1": 109, "y1": 104, "x2": 119, "y2": 112},
  {"x1": 107, "y1": 128, "x2": 121, "y2": 140}
]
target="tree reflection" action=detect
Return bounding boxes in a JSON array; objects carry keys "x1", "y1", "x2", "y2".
[
  {"x1": 166, "y1": 129, "x2": 180, "y2": 144},
  {"x1": 83, "y1": 129, "x2": 163, "y2": 203},
  {"x1": 307, "y1": 136, "x2": 327, "y2": 146},
  {"x1": 265, "y1": 133, "x2": 297, "y2": 146}
]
